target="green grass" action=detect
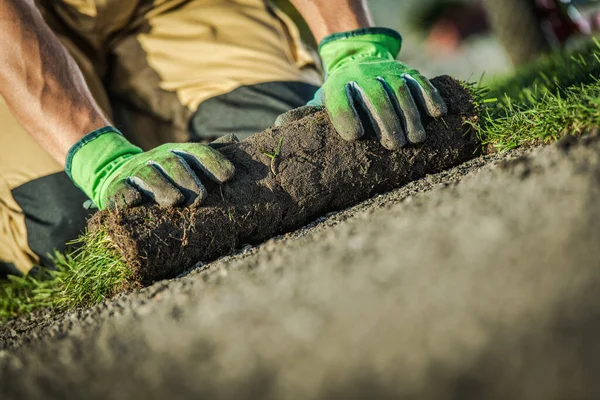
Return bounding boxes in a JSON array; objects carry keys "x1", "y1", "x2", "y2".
[
  {"x1": 487, "y1": 40, "x2": 600, "y2": 111},
  {"x1": 262, "y1": 135, "x2": 285, "y2": 176},
  {"x1": 475, "y1": 80, "x2": 600, "y2": 152},
  {"x1": 473, "y1": 39, "x2": 600, "y2": 151},
  {"x1": 0, "y1": 229, "x2": 132, "y2": 320}
]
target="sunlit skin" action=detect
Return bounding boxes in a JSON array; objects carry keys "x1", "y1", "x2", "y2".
[
  {"x1": 0, "y1": 0, "x2": 376, "y2": 165},
  {"x1": 0, "y1": 0, "x2": 110, "y2": 164},
  {"x1": 289, "y1": 0, "x2": 375, "y2": 43}
]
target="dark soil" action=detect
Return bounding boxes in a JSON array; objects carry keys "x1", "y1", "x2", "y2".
[
  {"x1": 0, "y1": 147, "x2": 521, "y2": 351},
  {"x1": 92, "y1": 76, "x2": 479, "y2": 283},
  {"x1": 2, "y1": 132, "x2": 600, "y2": 400}
]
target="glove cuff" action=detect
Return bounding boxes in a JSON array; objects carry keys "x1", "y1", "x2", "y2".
[
  {"x1": 318, "y1": 27, "x2": 403, "y2": 74},
  {"x1": 319, "y1": 27, "x2": 402, "y2": 51},
  {"x1": 66, "y1": 126, "x2": 143, "y2": 205}
]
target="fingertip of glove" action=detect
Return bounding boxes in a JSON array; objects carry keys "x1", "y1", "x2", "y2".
[
  {"x1": 327, "y1": 111, "x2": 365, "y2": 143},
  {"x1": 156, "y1": 191, "x2": 186, "y2": 208},
  {"x1": 380, "y1": 131, "x2": 408, "y2": 150},
  {"x1": 335, "y1": 126, "x2": 364, "y2": 143},
  {"x1": 439, "y1": 101, "x2": 449, "y2": 117},
  {"x1": 429, "y1": 98, "x2": 448, "y2": 118},
  {"x1": 218, "y1": 163, "x2": 236, "y2": 183},
  {"x1": 204, "y1": 157, "x2": 235, "y2": 184},
  {"x1": 107, "y1": 184, "x2": 143, "y2": 210},
  {"x1": 407, "y1": 128, "x2": 427, "y2": 145},
  {"x1": 274, "y1": 106, "x2": 323, "y2": 127},
  {"x1": 273, "y1": 113, "x2": 290, "y2": 128},
  {"x1": 208, "y1": 134, "x2": 240, "y2": 149},
  {"x1": 187, "y1": 185, "x2": 209, "y2": 208},
  {"x1": 428, "y1": 87, "x2": 448, "y2": 118}
]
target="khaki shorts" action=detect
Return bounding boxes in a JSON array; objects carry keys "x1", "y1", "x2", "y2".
[{"x1": 0, "y1": 0, "x2": 321, "y2": 275}]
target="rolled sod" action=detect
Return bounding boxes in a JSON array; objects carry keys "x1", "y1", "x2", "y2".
[{"x1": 89, "y1": 76, "x2": 479, "y2": 283}]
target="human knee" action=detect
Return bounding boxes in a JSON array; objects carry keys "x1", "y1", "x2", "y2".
[{"x1": 5, "y1": 172, "x2": 92, "y2": 272}]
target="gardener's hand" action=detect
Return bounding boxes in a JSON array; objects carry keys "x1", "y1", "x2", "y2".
[
  {"x1": 308, "y1": 28, "x2": 447, "y2": 150},
  {"x1": 66, "y1": 127, "x2": 235, "y2": 209}
]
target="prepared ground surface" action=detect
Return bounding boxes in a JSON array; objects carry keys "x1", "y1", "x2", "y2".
[{"x1": 2, "y1": 133, "x2": 600, "y2": 399}]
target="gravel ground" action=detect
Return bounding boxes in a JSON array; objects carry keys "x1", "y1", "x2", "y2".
[{"x1": 2, "y1": 133, "x2": 600, "y2": 399}]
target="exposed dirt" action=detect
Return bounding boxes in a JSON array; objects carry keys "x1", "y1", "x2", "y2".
[
  {"x1": 2, "y1": 130, "x2": 600, "y2": 399},
  {"x1": 93, "y1": 76, "x2": 479, "y2": 283},
  {"x1": 0, "y1": 148, "x2": 517, "y2": 351}
]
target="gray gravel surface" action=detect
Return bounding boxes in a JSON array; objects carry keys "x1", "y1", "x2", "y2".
[{"x1": 2, "y1": 134, "x2": 600, "y2": 399}]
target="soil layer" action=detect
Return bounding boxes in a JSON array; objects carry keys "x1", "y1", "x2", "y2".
[
  {"x1": 2, "y1": 132, "x2": 600, "y2": 399},
  {"x1": 93, "y1": 76, "x2": 478, "y2": 283}
]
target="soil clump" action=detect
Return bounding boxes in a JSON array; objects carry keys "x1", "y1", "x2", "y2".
[{"x1": 92, "y1": 76, "x2": 478, "y2": 283}]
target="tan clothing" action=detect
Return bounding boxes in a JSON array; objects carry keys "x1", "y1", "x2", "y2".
[
  {"x1": 0, "y1": 0, "x2": 321, "y2": 274},
  {"x1": 39, "y1": 0, "x2": 321, "y2": 146}
]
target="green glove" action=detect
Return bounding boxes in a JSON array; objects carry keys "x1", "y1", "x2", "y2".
[
  {"x1": 65, "y1": 127, "x2": 236, "y2": 209},
  {"x1": 310, "y1": 27, "x2": 447, "y2": 150}
]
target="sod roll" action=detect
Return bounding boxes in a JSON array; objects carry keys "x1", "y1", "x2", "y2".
[{"x1": 90, "y1": 76, "x2": 479, "y2": 283}]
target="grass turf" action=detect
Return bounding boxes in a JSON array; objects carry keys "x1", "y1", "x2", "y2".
[
  {"x1": 474, "y1": 81, "x2": 600, "y2": 152},
  {"x1": 2, "y1": 41, "x2": 600, "y2": 320},
  {"x1": 0, "y1": 230, "x2": 132, "y2": 320},
  {"x1": 473, "y1": 40, "x2": 600, "y2": 151}
]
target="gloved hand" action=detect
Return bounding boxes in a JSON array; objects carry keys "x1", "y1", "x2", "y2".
[
  {"x1": 66, "y1": 127, "x2": 236, "y2": 209},
  {"x1": 307, "y1": 27, "x2": 447, "y2": 150}
]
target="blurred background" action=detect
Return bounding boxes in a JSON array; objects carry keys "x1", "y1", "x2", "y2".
[
  {"x1": 275, "y1": 0, "x2": 600, "y2": 83},
  {"x1": 368, "y1": 0, "x2": 512, "y2": 82}
]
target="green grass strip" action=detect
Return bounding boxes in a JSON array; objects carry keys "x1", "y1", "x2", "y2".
[
  {"x1": 0, "y1": 229, "x2": 131, "y2": 320},
  {"x1": 475, "y1": 81, "x2": 600, "y2": 152},
  {"x1": 487, "y1": 39, "x2": 600, "y2": 114},
  {"x1": 471, "y1": 39, "x2": 600, "y2": 151}
]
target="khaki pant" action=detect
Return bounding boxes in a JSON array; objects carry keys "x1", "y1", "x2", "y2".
[{"x1": 0, "y1": 0, "x2": 321, "y2": 275}]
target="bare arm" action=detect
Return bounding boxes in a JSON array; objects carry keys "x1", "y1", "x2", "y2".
[
  {"x1": 288, "y1": 0, "x2": 375, "y2": 43},
  {"x1": 0, "y1": 0, "x2": 110, "y2": 165}
]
